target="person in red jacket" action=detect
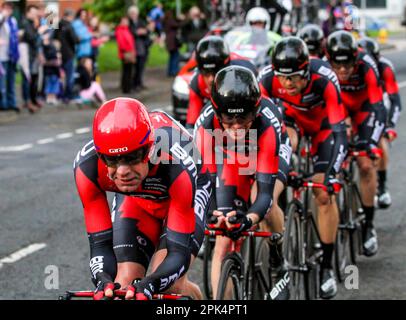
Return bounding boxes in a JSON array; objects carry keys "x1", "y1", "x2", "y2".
[{"x1": 115, "y1": 16, "x2": 136, "y2": 93}]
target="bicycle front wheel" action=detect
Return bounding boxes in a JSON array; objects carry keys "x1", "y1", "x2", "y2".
[
  {"x1": 334, "y1": 182, "x2": 352, "y2": 283},
  {"x1": 284, "y1": 201, "x2": 306, "y2": 300},
  {"x1": 216, "y1": 256, "x2": 243, "y2": 300}
]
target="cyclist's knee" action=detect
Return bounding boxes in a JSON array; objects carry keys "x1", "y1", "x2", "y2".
[
  {"x1": 358, "y1": 160, "x2": 374, "y2": 177},
  {"x1": 315, "y1": 189, "x2": 331, "y2": 206},
  {"x1": 213, "y1": 237, "x2": 230, "y2": 260}
]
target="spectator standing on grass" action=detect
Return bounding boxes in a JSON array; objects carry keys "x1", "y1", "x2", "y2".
[
  {"x1": 20, "y1": 5, "x2": 47, "y2": 113},
  {"x1": 163, "y1": 10, "x2": 181, "y2": 77},
  {"x1": 75, "y1": 57, "x2": 106, "y2": 104},
  {"x1": 148, "y1": 2, "x2": 164, "y2": 43},
  {"x1": 128, "y1": 5, "x2": 152, "y2": 92},
  {"x1": 0, "y1": 2, "x2": 20, "y2": 113},
  {"x1": 181, "y1": 6, "x2": 208, "y2": 53},
  {"x1": 115, "y1": 16, "x2": 136, "y2": 94},
  {"x1": 89, "y1": 15, "x2": 109, "y2": 77},
  {"x1": 72, "y1": 8, "x2": 92, "y2": 61},
  {"x1": 54, "y1": 8, "x2": 79, "y2": 104}
]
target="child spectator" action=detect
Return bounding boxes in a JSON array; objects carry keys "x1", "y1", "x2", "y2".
[
  {"x1": 75, "y1": 57, "x2": 106, "y2": 105},
  {"x1": 43, "y1": 33, "x2": 62, "y2": 105}
]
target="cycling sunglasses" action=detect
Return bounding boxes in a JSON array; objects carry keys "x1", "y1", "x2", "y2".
[
  {"x1": 99, "y1": 146, "x2": 150, "y2": 168},
  {"x1": 219, "y1": 111, "x2": 256, "y2": 125},
  {"x1": 274, "y1": 70, "x2": 306, "y2": 82},
  {"x1": 331, "y1": 59, "x2": 355, "y2": 69}
]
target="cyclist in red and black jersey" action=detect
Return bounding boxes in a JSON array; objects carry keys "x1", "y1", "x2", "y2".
[
  {"x1": 259, "y1": 37, "x2": 348, "y2": 299},
  {"x1": 326, "y1": 31, "x2": 387, "y2": 258},
  {"x1": 358, "y1": 37, "x2": 402, "y2": 209},
  {"x1": 298, "y1": 24, "x2": 325, "y2": 60},
  {"x1": 186, "y1": 36, "x2": 257, "y2": 127},
  {"x1": 73, "y1": 98, "x2": 212, "y2": 300},
  {"x1": 194, "y1": 66, "x2": 290, "y2": 300}
]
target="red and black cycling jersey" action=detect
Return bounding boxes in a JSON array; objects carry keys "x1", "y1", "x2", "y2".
[
  {"x1": 337, "y1": 50, "x2": 386, "y2": 144},
  {"x1": 74, "y1": 110, "x2": 209, "y2": 295},
  {"x1": 259, "y1": 58, "x2": 348, "y2": 177},
  {"x1": 194, "y1": 98, "x2": 281, "y2": 219},
  {"x1": 186, "y1": 53, "x2": 257, "y2": 126},
  {"x1": 378, "y1": 56, "x2": 402, "y2": 128}
]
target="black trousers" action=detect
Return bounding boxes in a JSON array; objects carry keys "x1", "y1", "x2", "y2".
[
  {"x1": 133, "y1": 55, "x2": 147, "y2": 89},
  {"x1": 121, "y1": 61, "x2": 133, "y2": 94}
]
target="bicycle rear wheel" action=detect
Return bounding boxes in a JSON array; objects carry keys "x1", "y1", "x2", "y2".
[
  {"x1": 202, "y1": 236, "x2": 214, "y2": 299},
  {"x1": 252, "y1": 237, "x2": 271, "y2": 300},
  {"x1": 283, "y1": 201, "x2": 306, "y2": 300},
  {"x1": 334, "y1": 182, "x2": 352, "y2": 283},
  {"x1": 216, "y1": 255, "x2": 243, "y2": 300},
  {"x1": 349, "y1": 184, "x2": 363, "y2": 265}
]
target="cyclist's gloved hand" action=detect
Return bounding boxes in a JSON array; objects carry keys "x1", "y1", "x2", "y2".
[
  {"x1": 93, "y1": 272, "x2": 120, "y2": 300},
  {"x1": 324, "y1": 175, "x2": 341, "y2": 195},
  {"x1": 226, "y1": 211, "x2": 253, "y2": 240},
  {"x1": 354, "y1": 142, "x2": 379, "y2": 160},
  {"x1": 366, "y1": 143, "x2": 380, "y2": 160},
  {"x1": 385, "y1": 128, "x2": 397, "y2": 142},
  {"x1": 126, "y1": 279, "x2": 153, "y2": 300}
]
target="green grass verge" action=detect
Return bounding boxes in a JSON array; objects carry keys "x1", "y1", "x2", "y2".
[{"x1": 98, "y1": 40, "x2": 170, "y2": 73}]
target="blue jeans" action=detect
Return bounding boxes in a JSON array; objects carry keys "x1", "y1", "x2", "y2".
[
  {"x1": 0, "y1": 61, "x2": 17, "y2": 110},
  {"x1": 168, "y1": 50, "x2": 179, "y2": 77},
  {"x1": 62, "y1": 59, "x2": 75, "y2": 100}
]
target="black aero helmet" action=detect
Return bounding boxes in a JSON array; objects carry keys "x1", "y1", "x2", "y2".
[
  {"x1": 211, "y1": 65, "x2": 261, "y2": 117},
  {"x1": 326, "y1": 30, "x2": 358, "y2": 64},
  {"x1": 298, "y1": 24, "x2": 324, "y2": 56},
  {"x1": 196, "y1": 36, "x2": 230, "y2": 74},
  {"x1": 272, "y1": 36, "x2": 310, "y2": 77},
  {"x1": 358, "y1": 37, "x2": 380, "y2": 61}
]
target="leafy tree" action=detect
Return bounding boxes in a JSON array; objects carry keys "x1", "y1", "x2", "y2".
[{"x1": 86, "y1": 0, "x2": 202, "y2": 24}]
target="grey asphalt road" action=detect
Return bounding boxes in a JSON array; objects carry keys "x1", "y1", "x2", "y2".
[{"x1": 0, "y1": 50, "x2": 405, "y2": 300}]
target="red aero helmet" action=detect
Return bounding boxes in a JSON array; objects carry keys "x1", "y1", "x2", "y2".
[{"x1": 92, "y1": 97, "x2": 154, "y2": 157}]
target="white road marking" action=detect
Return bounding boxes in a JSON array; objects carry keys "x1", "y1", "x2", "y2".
[
  {"x1": 56, "y1": 132, "x2": 74, "y2": 139},
  {"x1": 75, "y1": 127, "x2": 91, "y2": 134},
  {"x1": 0, "y1": 144, "x2": 33, "y2": 152},
  {"x1": 0, "y1": 243, "x2": 47, "y2": 269},
  {"x1": 37, "y1": 138, "x2": 55, "y2": 145},
  {"x1": 0, "y1": 126, "x2": 92, "y2": 151}
]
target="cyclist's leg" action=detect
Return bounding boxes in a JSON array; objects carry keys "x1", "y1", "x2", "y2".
[
  {"x1": 311, "y1": 130, "x2": 339, "y2": 299},
  {"x1": 353, "y1": 106, "x2": 378, "y2": 221},
  {"x1": 353, "y1": 106, "x2": 380, "y2": 255},
  {"x1": 377, "y1": 137, "x2": 391, "y2": 207},
  {"x1": 112, "y1": 194, "x2": 163, "y2": 288},
  {"x1": 151, "y1": 174, "x2": 211, "y2": 300},
  {"x1": 311, "y1": 131, "x2": 339, "y2": 248}
]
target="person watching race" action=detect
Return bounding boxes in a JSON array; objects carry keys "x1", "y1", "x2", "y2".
[
  {"x1": 259, "y1": 37, "x2": 348, "y2": 299},
  {"x1": 298, "y1": 24, "x2": 326, "y2": 59},
  {"x1": 326, "y1": 30, "x2": 387, "y2": 258},
  {"x1": 358, "y1": 37, "x2": 402, "y2": 209},
  {"x1": 245, "y1": 6, "x2": 271, "y2": 30},
  {"x1": 186, "y1": 35, "x2": 257, "y2": 128},
  {"x1": 194, "y1": 65, "x2": 290, "y2": 300},
  {"x1": 73, "y1": 97, "x2": 212, "y2": 300}
]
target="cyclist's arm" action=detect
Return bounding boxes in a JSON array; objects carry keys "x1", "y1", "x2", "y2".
[
  {"x1": 365, "y1": 67, "x2": 387, "y2": 144},
  {"x1": 248, "y1": 124, "x2": 280, "y2": 222},
  {"x1": 135, "y1": 170, "x2": 196, "y2": 296},
  {"x1": 324, "y1": 81, "x2": 348, "y2": 177},
  {"x1": 74, "y1": 166, "x2": 117, "y2": 284},
  {"x1": 382, "y1": 66, "x2": 402, "y2": 128}
]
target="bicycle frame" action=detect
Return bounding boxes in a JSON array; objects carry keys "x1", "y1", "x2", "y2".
[{"x1": 205, "y1": 226, "x2": 272, "y2": 300}]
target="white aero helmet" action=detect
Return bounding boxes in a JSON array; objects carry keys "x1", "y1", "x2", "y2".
[{"x1": 246, "y1": 7, "x2": 271, "y2": 30}]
